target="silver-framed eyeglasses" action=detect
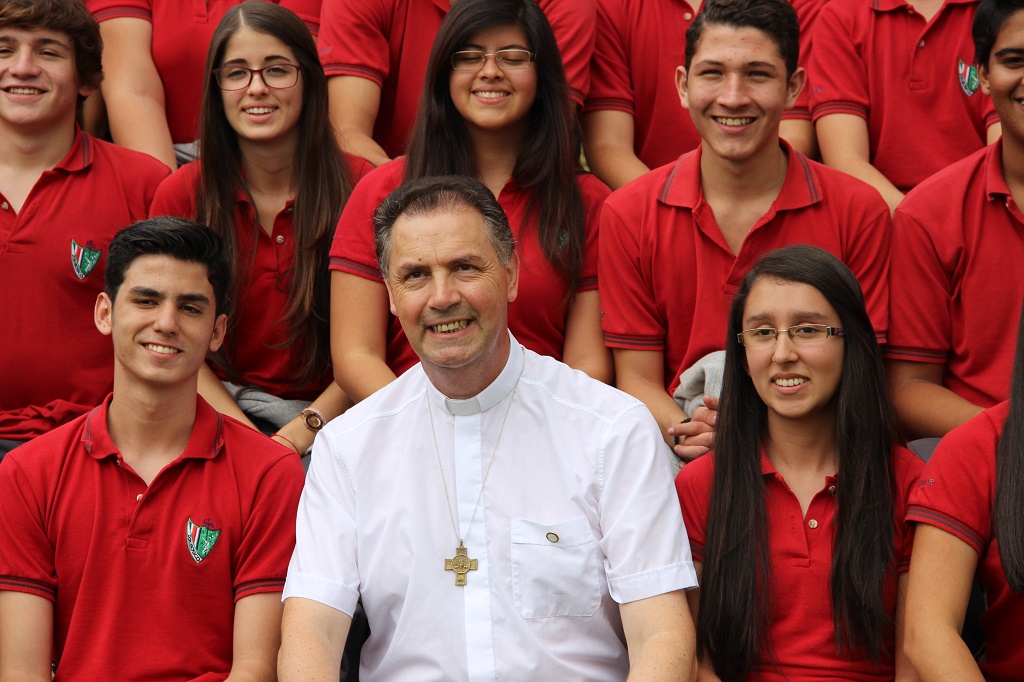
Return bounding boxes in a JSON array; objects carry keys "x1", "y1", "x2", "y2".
[
  {"x1": 737, "y1": 324, "x2": 845, "y2": 347},
  {"x1": 451, "y1": 49, "x2": 535, "y2": 71},
  {"x1": 213, "y1": 63, "x2": 302, "y2": 91}
]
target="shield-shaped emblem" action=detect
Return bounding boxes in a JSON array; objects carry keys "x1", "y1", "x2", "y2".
[
  {"x1": 70, "y1": 239, "x2": 102, "y2": 280},
  {"x1": 958, "y1": 59, "x2": 980, "y2": 96},
  {"x1": 186, "y1": 518, "x2": 222, "y2": 564}
]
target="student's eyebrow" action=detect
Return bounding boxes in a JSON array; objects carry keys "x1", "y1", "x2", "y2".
[
  {"x1": 177, "y1": 293, "x2": 211, "y2": 305},
  {"x1": 128, "y1": 286, "x2": 165, "y2": 300},
  {"x1": 744, "y1": 310, "x2": 829, "y2": 325},
  {"x1": 994, "y1": 47, "x2": 1024, "y2": 59},
  {"x1": 0, "y1": 35, "x2": 71, "y2": 50},
  {"x1": 460, "y1": 42, "x2": 530, "y2": 51},
  {"x1": 220, "y1": 54, "x2": 294, "y2": 66}
]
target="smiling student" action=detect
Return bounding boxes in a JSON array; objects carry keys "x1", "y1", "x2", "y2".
[
  {"x1": 329, "y1": 0, "x2": 611, "y2": 405},
  {"x1": 676, "y1": 245, "x2": 923, "y2": 681},
  {"x1": 149, "y1": 1, "x2": 371, "y2": 454},
  {"x1": 598, "y1": 0, "x2": 891, "y2": 464},
  {"x1": 0, "y1": 218, "x2": 304, "y2": 681},
  {"x1": 0, "y1": 0, "x2": 169, "y2": 456}
]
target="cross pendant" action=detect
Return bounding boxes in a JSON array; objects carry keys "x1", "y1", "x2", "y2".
[{"x1": 444, "y1": 543, "x2": 478, "y2": 586}]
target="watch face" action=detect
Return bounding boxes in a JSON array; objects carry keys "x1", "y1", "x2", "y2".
[{"x1": 303, "y1": 411, "x2": 325, "y2": 431}]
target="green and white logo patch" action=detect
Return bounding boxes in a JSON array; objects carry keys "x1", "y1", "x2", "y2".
[
  {"x1": 186, "y1": 518, "x2": 221, "y2": 563},
  {"x1": 70, "y1": 239, "x2": 101, "y2": 280},
  {"x1": 959, "y1": 59, "x2": 980, "y2": 96}
]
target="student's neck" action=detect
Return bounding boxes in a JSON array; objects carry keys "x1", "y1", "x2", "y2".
[
  {"x1": 764, "y1": 410, "x2": 838, "y2": 475},
  {"x1": 471, "y1": 129, "x2": 522, "y2": 197},
  {"x1": 238, "y1": 138, "x2": 297, "y2": 195},
  {"x1": 0, "y1": 121, "x2": 76, "y2": 174},
  {"x1": 106, "y1": 377, "x2": 199, "y2": 484},
  {"x1": 905, "y1": 0, "x2": 943, "y2": 22},
  {"x1": 699, "y1": 140, "x2": 788, "y2": 199}
]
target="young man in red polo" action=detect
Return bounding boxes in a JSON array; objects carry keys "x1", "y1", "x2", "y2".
[
  {"x1": 0, "y1": 219, "x2": 304, "y2": 680},
  {"x1": 0, "y1": 0, "x2": 169, "y2": 456}
]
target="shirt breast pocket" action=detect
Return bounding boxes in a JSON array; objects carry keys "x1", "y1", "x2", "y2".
[{"x1": 510, "y1": 515, "x2": 601, "y2": 618}]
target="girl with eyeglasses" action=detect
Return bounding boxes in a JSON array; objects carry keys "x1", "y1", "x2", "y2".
[
  {"x1": 904, "y1": 298, "x2": 1024, "y2": 679},
  {"x1": 328, "y1": 0, "x2": 612, "y2": 404},
  {"x1": 149, "y1": 1, "x2": 371, "y2": 455},
  {"x1": 676, "y1": 245, "x2": 923, "y2": 681}
]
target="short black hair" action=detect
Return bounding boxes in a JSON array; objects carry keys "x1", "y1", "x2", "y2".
[
  {"x1": 105, "y1": 217, "x2": 231, "y2": 316},
  {"x1": 684, "y1": 0, "x2": 800, "y2": 78},
  {"x1": 974, "y1": 0, "x2": 1024, "y2": 66},
  {"x1": 373, "y1": 175, "x2": 516, "y2": 277}
]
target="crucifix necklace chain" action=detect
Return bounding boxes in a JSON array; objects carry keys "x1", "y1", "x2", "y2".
[{"x1": 427, "y1": 348, "x2": 525, "y2": 586}]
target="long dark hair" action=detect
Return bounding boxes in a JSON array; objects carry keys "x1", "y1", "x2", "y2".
[
  {"x1": 195, "y1": 0, "x2": 352, "y2": 387},
  {"x1": 996, "y1": 301, "x2": 1024, "y2": 591},
  {"x1": 404, "y1": 0, "x2": 585, "y2": 294},
  {"x1": 699, "y1": 245, "x2": 899, "y2": 678}
]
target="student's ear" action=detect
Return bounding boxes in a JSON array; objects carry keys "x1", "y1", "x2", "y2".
[
  {"x1": 676, "y1": 66, "x2": 690, "y2": 111},
  {"x1": 505, "y1": 251, "x2": 520, "y2": 305},
  {"x1": 785, "y1": 66, "x2": 807, "y2": 110},
  {"x1": 208, "y1": 313, "x2": 227, "y2": 353},
  {"x1": 980, "y1": 62, "x2": 992, "y2": 96},
  {"x1": 94, "y1": 292, "x2": 113, "y2": 336}
]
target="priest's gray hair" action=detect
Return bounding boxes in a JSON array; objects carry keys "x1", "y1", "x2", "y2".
[{"x1": 374, "y1": 175, "x2": 516, "y2": 277}]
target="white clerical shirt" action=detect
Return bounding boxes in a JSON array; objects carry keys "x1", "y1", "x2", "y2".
[{"x1": 284, "y1": 334, "x2": 697, "y2": 680}]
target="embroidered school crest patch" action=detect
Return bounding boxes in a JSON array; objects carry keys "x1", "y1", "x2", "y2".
[
  {"x1": 70, "y1": 239, "x2": 101, "y2": 280},
  {"x1": 959, "y1": 59, "x2": 980, "y2": 96},
  {"x1": 186, "y1": 518, "x2": 221, "y2": 563}
]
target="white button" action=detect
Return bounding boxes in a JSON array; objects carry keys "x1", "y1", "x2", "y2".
[
  {"x1": 918, "y1": 39, "x2": 925, "y2": 47},
  {"x1": 546, "y1": 532, "x2": 559, "y2": 543},
  {"x1": 275, "y1": 235, "x2": 285, "y2": 244},
  {"x1": 828, "y1": 485, "x2": 836, "y2": 495},
  {"x1": 684, "y1": 12, "x2": 692, "y2": 20},
  {"x1": 808, "y1": 519, "x2": 819, "y2": 529},
  {"x1": 1, "y1": 202, "x2": 8, "y2": 211},
  {"x1": 136, "y1": 493, "x2": 143, "y2": 502}
]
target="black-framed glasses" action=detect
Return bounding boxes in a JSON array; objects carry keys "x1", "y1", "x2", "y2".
[
  {"x1": 213, "y1": 63, "x2": 302, "y2": 91},
  {"x1": 450, "y1": 49, "x2": 535, "y2": 71},
  {"x1": 737, "y1": 324, "x2": 845, "y2": 347}
]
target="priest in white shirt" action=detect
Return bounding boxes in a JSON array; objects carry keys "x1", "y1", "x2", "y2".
[{"x1": 278, "y1": 175, "x2": 698, "y2": 681}]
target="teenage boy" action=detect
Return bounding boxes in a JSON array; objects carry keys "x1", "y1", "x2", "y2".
[
  {"x1": 0, "y1": 0, "x2": 169, "y2": 454},
  {"x1": 599, "y1": 0, "x2": 891, "y2": 461},
  {"x1": 0, "y1": 218, "x2": 304, "y2": 681},
  {"x1": 886, "y1": 0, "x2": 1024, "y2": 438}
]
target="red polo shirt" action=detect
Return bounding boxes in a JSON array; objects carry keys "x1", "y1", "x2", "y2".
[
  {"x1": 599, "y1": 142, "x2": 890, "y2": 394},
  {"x1": 317, "y1": 0, "x2": 595, "y2": 159},
  {"x1": 329, "y1": 158, "x2": 608, "y2": 374},
  {"x1": 0, "y1": 131, "x2": 169, "y2": 441},
  {"x1": 87, "y1": 0, "x2": 322, "y2": 145},
  {"x1": 677, "y1": 445, "x2": 923, "y2": 680},
  {"x1": 886, "y1": 142, "x2": 1024, "y2": 408},
  {"x1": 0, "y1": 395, "x2": 305, "y2": 681},
  {"x1": 809, "y1": 0, "x2": 997, "y2": 191},
  {"x1": 907, "y1": 402, "x2": 1024, "y2": 682}
]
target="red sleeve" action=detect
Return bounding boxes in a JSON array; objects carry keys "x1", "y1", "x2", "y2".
[
  {"x1": 344, "y1": 153, "x2": 377, "y2": 185},
  {"x1": 232, "y1": 450, "x2": 305, "y2": 600},
  {"x1": 584, "y1": 0, "x2": 632, "y2": 115},
  {"x1": 884, "y1": 204, "x2": 951, "y2": 363},
  {"x1": 0, "y1": 456, "x2": 57, "y2": 602},
  {"x1": 598, "y1": 190, "x2": 666, "y2": 351},
  {"x1": 148, "y1": 162, "x2": 200, "y2": 220},
  {"x1": 841, "y1": 185, "x2": 891, "y2": 344},
  {"x1": 317, "y1": 0, "x2": 390, "y2": 83},
  {"x1": 892, "y1": 447, "x2": 926, "y2": 573},
  {"x1": 279, "y1": 0, "x2": 321, "y2": 36},
  {"x1": 675, "y1": 455, "x2": 713, "y2": 563},
  {"x1": 808, "y1": 1, "x2": 869, "y2": 122},
  {"x1": 86, "y1": 0, "x2": 151, "y2": 22},
  {"x1": 578, "y1": 172, "x2": 610, "y2": 291},
  {"x1": 537, "y1": 0, "x2": 596, "y2": 106},
  {"x1": 329, "y1": 160, "x2": 404, "y2": 281},
  {"x1": 906, "y1": 407, "x2": 1004, "y2": 556}
]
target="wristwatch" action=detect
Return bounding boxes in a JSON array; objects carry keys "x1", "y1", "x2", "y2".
[{"x1": 299, "y1": 408, "x2": 327, "y2": 433}]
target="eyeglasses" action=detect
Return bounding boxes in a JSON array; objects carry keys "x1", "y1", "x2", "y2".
[
  {"x1": 737, "y1": 324, "x2": 845, "y2": 347},
  {"x1": 213, "y1": 63, "x2": 302, "y2": 91},
  {"x1": 450, "y1": 49, "x2": 535, "y2": 71}
]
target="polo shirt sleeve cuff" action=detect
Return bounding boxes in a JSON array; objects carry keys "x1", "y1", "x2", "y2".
[
  {"x1": 881, "y1": 345, "x2": 947, "y2": 363},
  {"x1": 282, "y1": 572, "x2": 360, "y2": 617},
  {"x1": 608, "y1": 561, "x2": 699, "y2": 604},
  {"x1": 582, "y1": 97, "x2": 635, "y2": 115},
  {"x1": 810, "y1": 101, "x2": 868, "y2": 122},
  {"x1": 321, "y1": 63, "x2": 386, "y2": 87},
  {"x1": 329, "y1": 256, "x2": 384, "y2": 281},
  {"x1": 906, "y1": 504, "x2": 985, "y2": 556}
]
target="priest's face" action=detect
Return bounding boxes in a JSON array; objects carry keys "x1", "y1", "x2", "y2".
[{"x1": 385, "y1": 206, "x2": 520, "y2": 394}]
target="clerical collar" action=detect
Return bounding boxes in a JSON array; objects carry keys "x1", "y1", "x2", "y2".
[{"x1": 426, "y1": 332, "x2": 526, "y2": 416}]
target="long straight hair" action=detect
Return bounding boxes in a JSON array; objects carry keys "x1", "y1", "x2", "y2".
[
  {"x1": 404, "y1": 0, "x2": 585, "y2": 295},
  {"x1": 195, "y1": 0, "x2": 352, "y2": 387},
  {"x1": 699, "y1": 245, "x2": 899, "y2": 679},
  {"x1": 996, "y1": 301, "x2": 1024, "y2": 591}
]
